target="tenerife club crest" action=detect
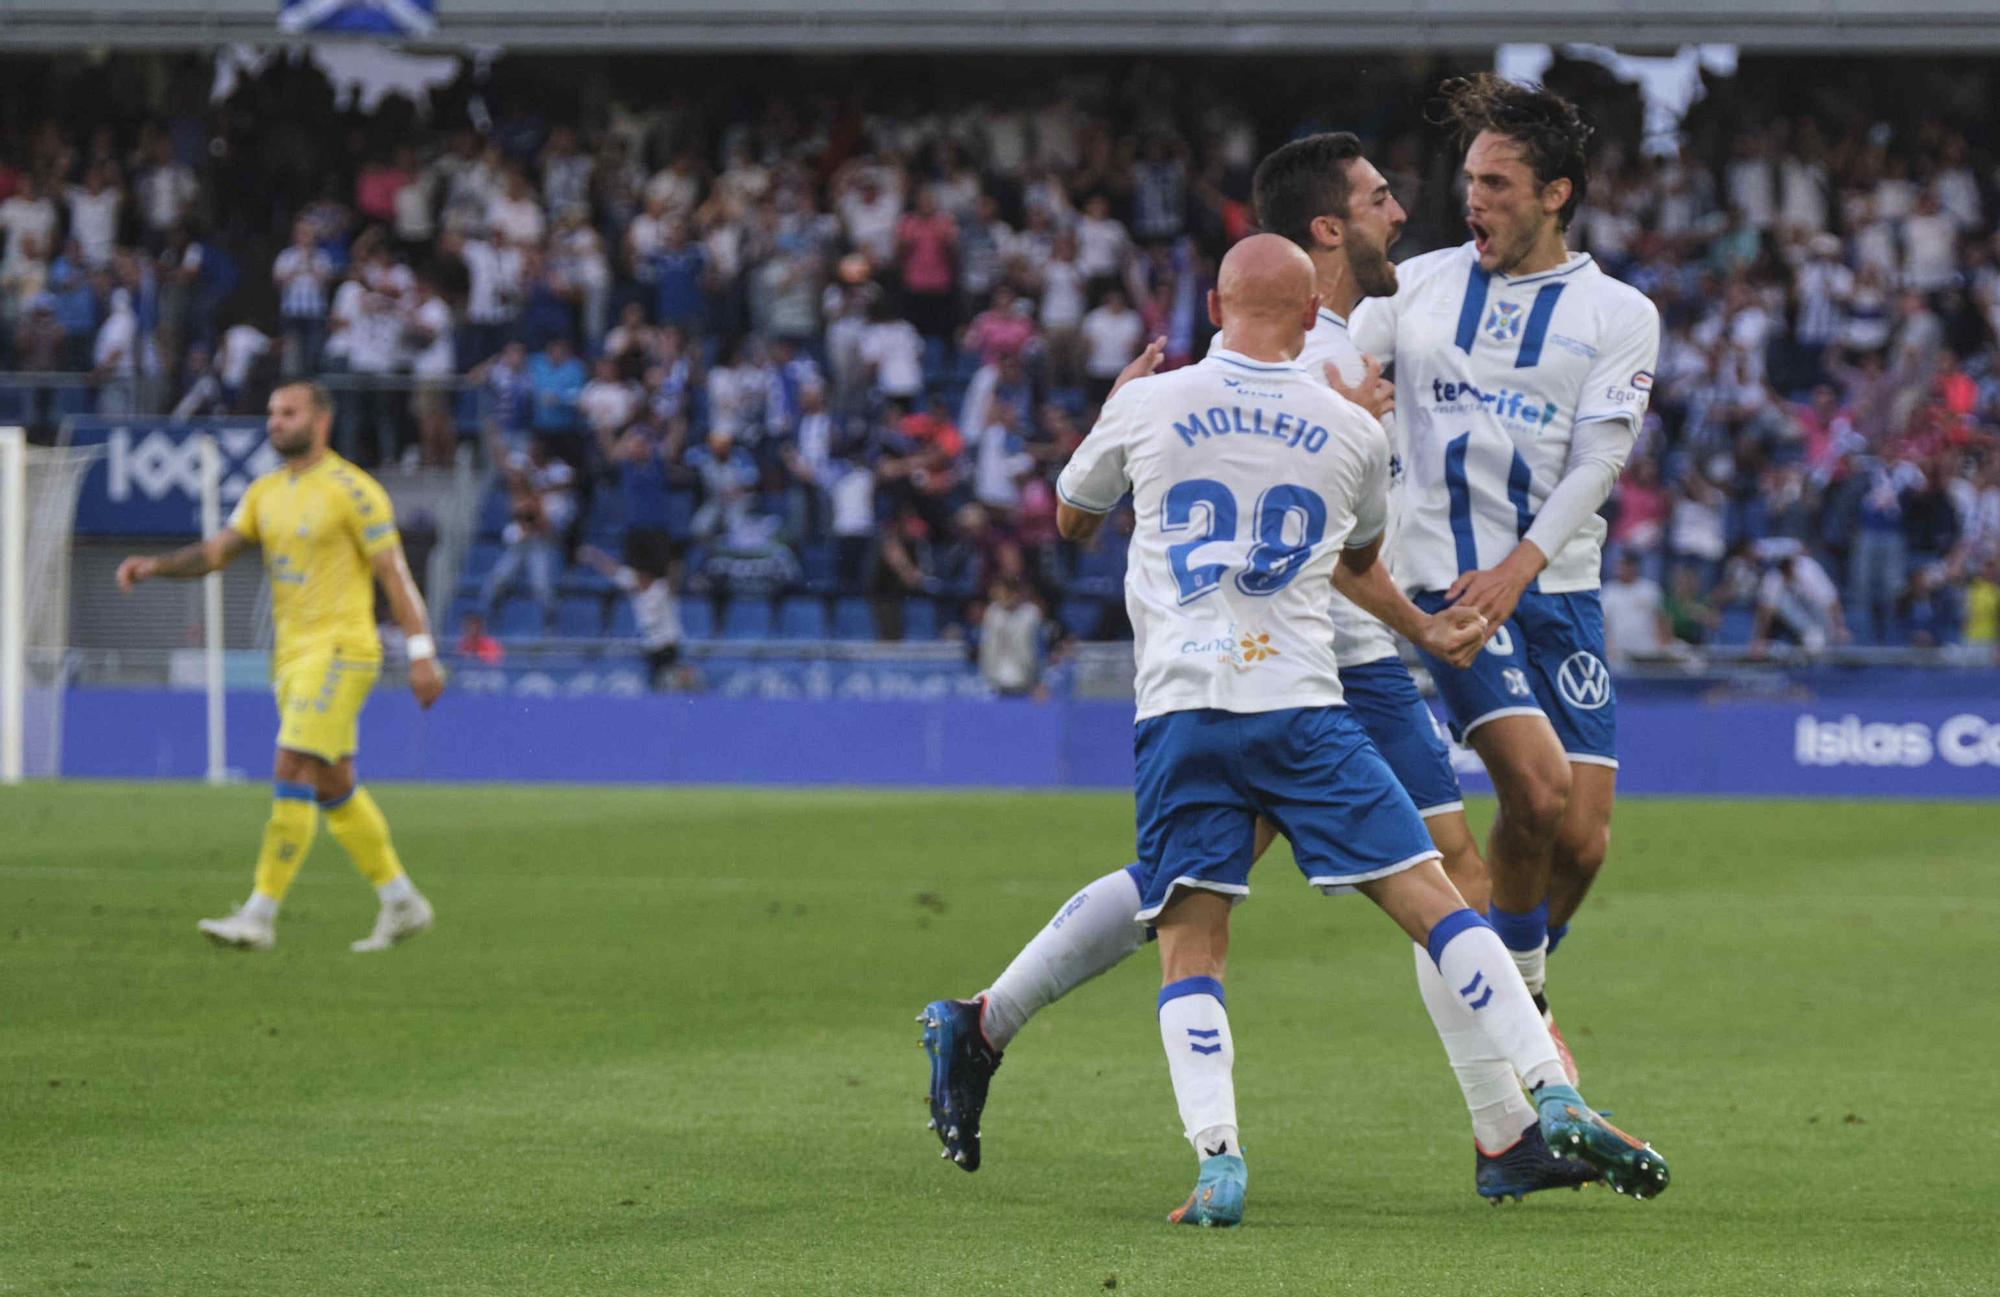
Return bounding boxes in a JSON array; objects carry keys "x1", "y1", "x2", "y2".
[{"x1": 1483, "y1": 300, "x2": 1524, "y2": 343}]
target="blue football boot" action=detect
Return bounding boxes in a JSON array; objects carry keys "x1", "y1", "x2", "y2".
[
  {"x1": 1476, "y1": 1123, "x2": 1601, "y2": 1202},
  {"x1": 917, "y1": 997, "x2": 1002, "y2": 1172},
  {"x1": 1534, "y1": 1084, "x2": 1671, "y2": 1200},
  {"x1": 1167, "y1": 1153, "x2": 1247, "y2": 1227}
]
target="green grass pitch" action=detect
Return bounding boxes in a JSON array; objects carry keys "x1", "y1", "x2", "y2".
[{"x1": 2, "y1": 784, "x2": 1996, "y2": 1295}]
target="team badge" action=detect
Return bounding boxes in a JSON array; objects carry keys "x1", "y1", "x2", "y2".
[
  {"x1": 1483, "y1": 301, "x2": 1523, "y2": 343},
  {"x1": 1631, "y1": 370, "x2": 1654, "y2": 391}
]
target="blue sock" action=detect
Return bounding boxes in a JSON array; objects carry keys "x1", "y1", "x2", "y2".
[
  {"x1": 1546, "y1": 921, "x2": 1570, "y2": 957},
  {"x1": 1486, "y1": 901, "x2": 1549, "y2": 954}
]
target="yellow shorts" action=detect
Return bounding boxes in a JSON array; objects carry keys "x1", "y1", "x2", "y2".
[{"x1": 273, "y1": 649, "x2": 382, "y2": 762}]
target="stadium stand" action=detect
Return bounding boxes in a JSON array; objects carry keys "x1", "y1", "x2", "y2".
[{"x1": 1, "y1": 51, "x2": 1996, "y2": 662}]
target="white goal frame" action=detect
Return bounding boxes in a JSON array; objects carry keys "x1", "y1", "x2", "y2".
[{"x1": 0, "y1": 426, "x2": 227, "y2": 784}]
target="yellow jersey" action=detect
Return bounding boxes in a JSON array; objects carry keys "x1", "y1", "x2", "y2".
[
  {"x1": 1967, "y1": 578, "x2": 1998, "y2": 645},
  {"x1": 227, "y1": 452, "x2": 401, "y2": 667}
]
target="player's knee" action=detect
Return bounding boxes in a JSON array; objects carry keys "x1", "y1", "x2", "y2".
[
  {"x1": 1556, "y1": 822, "x2": 1610, "y2": 879},
  {"x1": 1498, "y1": 767, "x2": 1570, "y2": 838}
]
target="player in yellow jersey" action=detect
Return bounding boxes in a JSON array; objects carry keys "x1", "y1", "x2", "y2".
[{"x1": 117, "y1": 381, "x2": 446, "y2": 952}]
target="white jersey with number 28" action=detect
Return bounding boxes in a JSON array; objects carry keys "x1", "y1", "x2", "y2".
[{"x1": 1057, "y1": 348, "x2": 1388, "y2": 722}]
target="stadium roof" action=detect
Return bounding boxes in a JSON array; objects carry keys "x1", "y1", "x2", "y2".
[{"x1": 7, "y1": 0, "x2": 2000, "y2": 52}]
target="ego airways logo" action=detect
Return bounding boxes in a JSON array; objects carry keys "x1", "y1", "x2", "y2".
[{"x1": 1794, "y1": 714, "x2": 2000, "y2": 768}]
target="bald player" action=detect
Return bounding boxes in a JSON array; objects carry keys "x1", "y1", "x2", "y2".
[{"x1": 1022, "y1": 235, "x2": 1666, "y2": 1226}]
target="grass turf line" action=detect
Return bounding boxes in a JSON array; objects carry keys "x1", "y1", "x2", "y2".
[{"x1": 1, "y1": 785, "x2": 1995, "y2": 1295}]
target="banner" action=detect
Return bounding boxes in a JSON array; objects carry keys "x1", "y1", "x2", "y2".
[
  {"x1": 61, "y1": 688, "x2": 2000, "y2": 798},
  {"x1": 66, "y1": 419, "x2": 275, "y2": 536},
  {"x1": 278, "y1": 0, "x2": 437, "y2": 38}
]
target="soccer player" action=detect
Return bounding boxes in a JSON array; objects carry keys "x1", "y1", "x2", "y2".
[
  {"x1": 117, "y1": 381, "x2": 445, "y2": 953},
  {"x1": 922, "y1": 135, "x2": 1593, "y2": 1202},
  {"x1": 1036, "y1": 234, "x2": 1664, "y2": 1226},
  {"x1": 1349, "y1": 75, "x2": 1660, "y2": 1061}
]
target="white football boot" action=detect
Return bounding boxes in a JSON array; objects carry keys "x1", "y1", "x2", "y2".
[
  {"x1": 350, "y1": 891, "x2": 434, "y2": 953},
  {"x1": 198, "y1": 907, "x2": 276, "y2": 951}
]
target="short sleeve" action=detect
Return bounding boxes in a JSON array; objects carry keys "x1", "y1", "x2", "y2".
[
  {"x1": 343, "y1": 473, "x2": 401, "y2": 559},
  {"x1": 1342, "y1": 415, "x2": 1391, "y2": 549},
  {"x1": 1056, "y1": 383, "x2": 1141, "y2": 514},
  {"x1": 1573, "y1": 298, "x2": 1661, "y2": 430},
  {"x1": 1347, "y1": 295, "x2": 1399, "y2": 366},
  {"x1": 227, "y1": 478, "x2": 262, "y2": 543}
]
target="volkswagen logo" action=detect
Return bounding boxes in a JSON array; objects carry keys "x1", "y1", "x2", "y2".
[{"x1": 1555, "y1": 651, "x2": 1612, "y2": 710}]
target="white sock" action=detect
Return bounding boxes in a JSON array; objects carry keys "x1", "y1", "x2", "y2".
[
  {"x1": 1509, "y1": 941, "x2": 1548, "y2": 998},
  {"x1": 980, "y1": 866, "x2": 1148, "y2": 1050},
  {"x1": 1158, "y1": 977, "x2": 1238, "y2": 1162},
  {"x1": 1411, "y1": 943, "x2": 1538, "y2": 1153},
  {"x1": 243, "y1": 892, "x2": 279, "y2": 923},
  {"x1": 376, "y1": 875, "x2": 417, "y2": 905},
  {"x1": 1427, "y1": 911, "x2": 1567, "y2": 1094}
]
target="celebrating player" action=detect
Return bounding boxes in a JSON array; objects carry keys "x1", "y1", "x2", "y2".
[
  {"x1": 117, "y1": 381, "x2": 444, "y2": 953},
  {"x1": 921, "y1": 135, "x2": 1595, "y2": 1203},
  {"x1": 1349, "y1": 74, "x2": 1660, "y2": 1061},
  {"x1": 1031, "y1": 234, "x2": 1664, "y2": 1226}
]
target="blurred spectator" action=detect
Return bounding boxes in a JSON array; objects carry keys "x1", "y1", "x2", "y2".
[
  {"x1": 1752, "y1": 547, "x2": 1849, "y2": 655},
  {"x1": 1081, "y1": 288, "x2": 1145, "y2": 405},
  {"x1": 579, "y1": 545, "x2": 684, "y2": 687},
  {"x1": 1600, "y1": 553, "x2": 1671, "y2": 664},
  {"x1": 456, "y1": 612, "x2": 505, "y2": 664},
  {"x1": 481, "y1": 438, "x2": 574, "y2": 631},
  {"x1": 274, "y1": 219, "x2": 334, "y2": 376},
  {"x1": 977, "y1": 578, "x2": 1046, "y2": 696}
]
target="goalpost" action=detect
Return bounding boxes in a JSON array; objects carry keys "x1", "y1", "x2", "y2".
[{"x1": 0, "y1": 425, "x2": 228, "y2": 784}]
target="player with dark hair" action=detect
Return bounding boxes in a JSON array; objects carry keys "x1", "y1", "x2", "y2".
[
  {"x1": 118, "y1": 380, "x2": 445, "y2": 952},
  {"x1": 917, "y1": 128, "x2": 1662, "y2": 1205},
  {"x1": 1350, "y1": 73, "x2": 1659, "y2": 1072}
]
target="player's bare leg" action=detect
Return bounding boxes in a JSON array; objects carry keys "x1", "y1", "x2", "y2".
[
  {"x1": 1358, "y1": 862, "x2": 1667, "y2": 1198},
  {"x1": 1546, "y1": 761, "x2": 1616, "y2": 933},
  {"x1": 1154, "y1": 889, "x2": 1245, "y2": 1227}
]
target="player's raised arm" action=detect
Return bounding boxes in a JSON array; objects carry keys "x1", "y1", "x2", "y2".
[
  {"x1": 116, "y1": 528, "x2": 252, "y2": 591},
  {"x1": 372, "y1": 545, "x2": 444, "y2": 709}
]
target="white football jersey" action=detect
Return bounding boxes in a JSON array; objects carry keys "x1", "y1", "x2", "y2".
[
  {"x1": 1350, "y1": 244, "x2": 1659, "y2": 594},
  {"x1": 1202, "y1": 309, "x2": 1403, "y2": 668},
  {"x1": 1058, "y1": 348, "x2": 1389, "y2": 722},
  {"x1": 1299, "y1": 309, "x2": 1403, "y2": 667}
]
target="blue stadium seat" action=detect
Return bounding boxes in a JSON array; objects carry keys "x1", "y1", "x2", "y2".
[
  {"x1": 778, "y1": 597, "x2": 827, "y2": 640},
  {"x1": 664, "y1": 488, "x2": 697, "y2": 540},
  {"x1": 462, "y1": 541, "x2": 503, "y2": 582},
  {"x1": 680, "y1": 599, "x2": 714, "y2": 640},
  {"x1": 833, "y1": 597, "x2": 874, "y2": 640},
  {"x1": 721, "y1": 597, "x2": 775, "y2": 640},
  {"x1": 494, "y1": 599, "x2": 548, "y2": 638},
  {"x1": 476, "y1": 489, "x2": 513, "y2": 539},
  {"x1": 559, "y1": 564, "x2": 616, "y2": 596},
  {"x1": 799, "y1": 542, "x2": 835, "y2": 593},
  {"x1": 1059, "y1": 598, "x2": 1103, "y2": 639},
  {"x1": 902, "y1": 596, "x2": 938, "y2": 641},
  {"x1": 1717, "y1": 606, "x2": 1756, "y2": 646},
  {"x1": 556, "y1": 595, "x2": 607, "y2": 637}
]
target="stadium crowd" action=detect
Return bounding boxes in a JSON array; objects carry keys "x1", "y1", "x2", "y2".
[{"x1": 1, "y1": 53, "x2": 1997, "y2": 661}]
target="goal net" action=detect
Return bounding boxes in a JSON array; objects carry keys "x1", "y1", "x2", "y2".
[{"x1": 0, "y1": 430, "x2": 100, "y2": 781}]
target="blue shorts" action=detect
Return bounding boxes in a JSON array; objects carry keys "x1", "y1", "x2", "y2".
[
  {"x1": 1131, "y1": 706, "x2": 1441, "y2": 921},
  {"x1": 1410, "y1": 589, "x2": 1617, "y2": 766},
  {"x1": 1337, "y1": 658, "x2": 1465, "y2": 817}
]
